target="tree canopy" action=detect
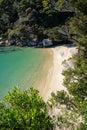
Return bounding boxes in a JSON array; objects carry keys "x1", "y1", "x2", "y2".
[
  {"x1": 49, "y1": 0, "x2": 87, "y2": 129},
  {"x1": 0, "y1": 87, "x2": 53, "y2": 130},
  {"x1": 0, "y1": 0, "x2": 70, "y2": 39},
  {"x1": 0, "y1": 0, "x2": 87, "y2": 129}
]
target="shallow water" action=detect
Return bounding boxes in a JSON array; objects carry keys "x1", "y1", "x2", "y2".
[{"x1": 0, "y1": 46, "x2": 52, "y2": 99}]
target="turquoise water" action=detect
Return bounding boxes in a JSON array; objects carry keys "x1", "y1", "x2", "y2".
[{"x1": 0, "y1": 46, "x2": 51, "y2": 99}]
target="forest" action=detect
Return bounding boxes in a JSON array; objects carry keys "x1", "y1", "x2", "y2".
[
  {"x1": 0, "y1": 0, "x2": 87, "y2": 130},
  {"x1": 0, "y1": 0, "x2": 74, "y2": 43}
]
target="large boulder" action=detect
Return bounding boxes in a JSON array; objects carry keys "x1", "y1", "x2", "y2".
[{"x1": 42, "y1": 38, "x2": 53, "y2": 47}]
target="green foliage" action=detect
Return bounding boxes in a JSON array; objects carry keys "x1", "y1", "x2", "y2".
[
  {"x1": 43, "y1": 27, "x2": 61, "y2": 40},
  {"x1": 55, "y1": 0, "x2": 64, "y2": 10},
  {"x1": 8, "y1": 29, "x2": 21, "y2": 39},
  {"x1": 0, "y1": 0, "x2": 87, "y2": 129},
  {"x1": 76, "y1": 100, "x2": 87, "y2": 130},
  {"x1": 49, "y1": 90, "x2": 81, "y2": 129},
  {"x1": 0, "y1": 87, "x2": 53, "y2": 130},
  {"x1": 47, "y1": 1, "x2": 87, "y2": 129},
  {"x1": 61, "y1": 0, "x2": 87, "y2": 101},
  {"x1": 57, "y1": 110, "x2": 80, "y2": 130},
  {"x1": 81, "y1": 100, "x2": 87, "y2": 129},
  {"x1": 72, "y1": 0, "x2": 87, "y2": 15},
  {"x1": 51, "y1": 91, "x2": 72, "y2": 108},
  {"x1": 0, "y1": 0, "x2": 71, "y2": 39},
  {"x1": 63, "y1": 56, "x2": 87, "y2": 100},
  {"x1": 78, "y1": 36, "x2": 87, "y2": 48},
  {"x1": 42, "y1": 0, "x2": 50, "y2": 11}
]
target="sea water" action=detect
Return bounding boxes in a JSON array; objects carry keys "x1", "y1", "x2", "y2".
[{"x1": 0, "y1": 46, "x2": 52, "y2": 99}]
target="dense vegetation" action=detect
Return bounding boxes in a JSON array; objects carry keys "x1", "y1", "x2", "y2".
[
  {"x1": 49, "y1": 0, "x2": 87, "y2": 129},
  {"x1": 0, "y1": 0, "x2": 73, "y2": 40},
  {"x1": 0, "y1": 88, "x2": 53, "y2": 130},
  {"x1": 0, "y1": 0, "x2": 87, "y2": 130}
]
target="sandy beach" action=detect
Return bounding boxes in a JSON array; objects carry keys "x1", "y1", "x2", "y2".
[{"x1": 40, "y1": 45, "x2": 77, "y2": 101}]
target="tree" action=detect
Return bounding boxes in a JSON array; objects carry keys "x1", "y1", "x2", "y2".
[
  {"x1": 62, "y1": 0, "x2": 87, "y2": 100},
  {"x1": 0, "y1": 0, "x2": 19, "y2": 34},
  {"x1": 0, "y1": 87, "x2": 53, "y2": 130},
  {"x1": 81, "y1": 100, "x2": 87, "y2": 130},
  {"x1": 47, "y1": 0, "x2": 87, "y2": 129}
]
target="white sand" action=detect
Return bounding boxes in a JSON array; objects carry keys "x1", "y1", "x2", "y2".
[{"x1": 41, "y1": 45, "x2": 77, "y2": 101}]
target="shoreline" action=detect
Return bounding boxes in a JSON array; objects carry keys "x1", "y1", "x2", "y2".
[
  {"x1": 36, "y1": 48, "x2": 53, "y2": 96},
  {"x1": 39, "y1": 45, "x2": 77, "y2": 101},
  {"x1": 0, "y1": 47, "x2": 53, "y2": 99}
]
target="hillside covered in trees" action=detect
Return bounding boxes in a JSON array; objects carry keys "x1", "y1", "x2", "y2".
[
  {"x1": 0, "y1": 0, "x2": 87, "y2": 130},
  {"x1": 0, "y1": 0, "x2": 74, "y2": 41}
]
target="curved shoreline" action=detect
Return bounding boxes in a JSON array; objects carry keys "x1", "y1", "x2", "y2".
[
  {"x1": 0, "y1": 47, "x2": 53, "y2": 99},
  {"x1": 36, "y1": 48, "x2": 53, "y2": 96},
  {"x1": 40, "y1": 45, "x2": 77, "y2": 101}
]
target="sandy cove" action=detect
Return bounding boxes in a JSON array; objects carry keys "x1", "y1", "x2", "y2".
[{"x1": 40, "y1": 45, "x2": 77, "y2": 101}]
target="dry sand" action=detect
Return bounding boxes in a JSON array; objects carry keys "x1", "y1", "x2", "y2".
[{"x1": 40, "y1": 45, "x2": 77, "y2": 101}]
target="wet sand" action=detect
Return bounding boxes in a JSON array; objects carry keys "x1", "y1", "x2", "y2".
[{"x1": 35, "y1": 48, "x2": 53, "y2": 95}]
